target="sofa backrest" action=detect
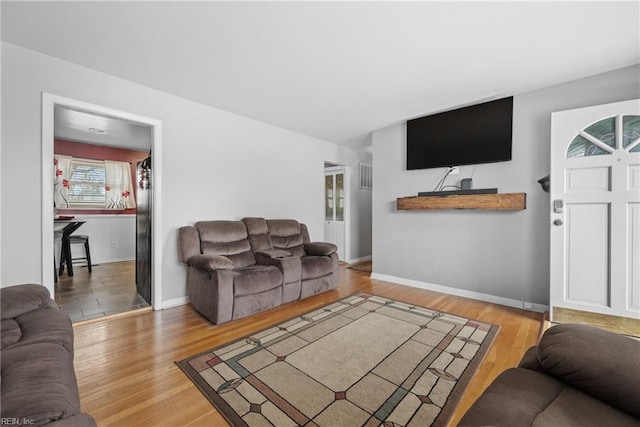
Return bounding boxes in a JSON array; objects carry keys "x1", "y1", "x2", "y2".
[
  {"x1": 266, "y1": 219, "x2": 311, "y2": 257},
  {"x1": 195, "y1": 221, "x2": 255, "y2": 268},
  {"x1": 242, "y1": 217, "x2": 273, "y2": 253}
]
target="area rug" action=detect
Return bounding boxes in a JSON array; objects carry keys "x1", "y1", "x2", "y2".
[{"x1": 177, "y1": 293, "x2": 499, "y2": 426}]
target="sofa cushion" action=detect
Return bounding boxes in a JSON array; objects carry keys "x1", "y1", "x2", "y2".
[
  {"x1": 249, "y1": 234, "x2": 273, "y2": 252},
  {"x1": 196, "y1": 220, "x2": 247, "y2": 243},
  {"x1": 266, "y1": 220, "x2": 312, "y2": 257},
  {"x1": 197, "y1": 221, "x2": 256, "y2": 269},
  {"x1": 1, "y1": 342, "x2": 81, "y2": 426},
  {"x1": 458, "y1": 367, "x2": 640, "y2": 427},
  {"x1": 532, "y1": 385, "x2": 640, "y2": 427},
  {"x1": 242, "y1": 217, "x2": 273, "y2": 252},
  {"x1": 537, "y1": 324, "x2": 640, "y2": 418},
  {"x1": 266, "y1": 219, "x2": 301, "y2": 237},
  {"x1": 1, "y1": 319, "x2": 22, "y2": 349},
  {"x1": 242, "y1": 217, "x2": 269, "y2": 235},
  {"x1": 189, "y1": 254, "x2": 233, "y2": 271},
  {"x1": 232, "y1": 266, "x2": 283, "y2": 297},
  {"x1": 1, "y1": 284, "x2": 51, "y2": 319},
  {"x1": 9, "y1": 308, "x2": 74, "y2": 353},
  {"x1": 270, "y1": 235, "x2": 305, "y2": 256},
  {"x1": 200, "y1": 239, "x2": 251, "y2": 259},
  {"x1": 458, "y1": 368, "x2": 564, "y2": 426},
  {"x1": 301, "y1": 256, "x2": 334, "y2": 280}
]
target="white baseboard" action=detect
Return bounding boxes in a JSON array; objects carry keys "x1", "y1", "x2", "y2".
[
  {"x1": 92, "y1": 256, "x2": 135, "y2": 265},
  {"x1": 370, "y1": 272, "x2": 549, "y2": 313},
  {"x1": 161, "y1": 297, "x2": 189, "y2": 310},
  {"x1": 346, "y1": 255, "x2": 372, "y2": 264}
]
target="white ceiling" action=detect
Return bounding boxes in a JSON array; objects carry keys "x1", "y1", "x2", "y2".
[
  {"x1": 3, "y1": 1, "x2": 639, "y2": 146},
  {"x1": 54, "y1": 106, "x2": 153, "y2": 150}
]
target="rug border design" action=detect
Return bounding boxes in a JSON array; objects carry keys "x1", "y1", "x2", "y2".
[{"x1": 176, "y1": 292, "x2": 500, "y2": 426}]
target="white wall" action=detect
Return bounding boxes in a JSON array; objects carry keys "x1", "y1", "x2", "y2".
[
  {"x1": 337, "y1": 143, "x2": 373, "y2": 263},
  {"x1": 372, "y1": 65, "x2": 640, "y2": 308},
  {"x1": 0, "y1": 21, "x2": 3, "y2": 283},
  {"x1": 1, "y1": 42, "x2": 366, "y2": 303},
  {"x1": 63, "y1": 216, "x2": 136, "y2": 265}
]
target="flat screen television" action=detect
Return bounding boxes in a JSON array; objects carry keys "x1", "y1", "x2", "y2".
[{"x1": 406, "y1": 96, "x2": 513, "y2": 170}]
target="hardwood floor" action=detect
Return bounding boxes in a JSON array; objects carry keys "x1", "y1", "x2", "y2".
[
  {"x1": 56, "y1": 260, "x2": 150, "y2": 322},
  {"x1": 73, "y1": 266, "x2": 543, "y2": 426}
]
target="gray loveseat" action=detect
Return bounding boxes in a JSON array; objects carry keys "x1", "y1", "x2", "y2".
[
  {"x1": 178, "y1": 218, "x2": 338, "y2": 324},
  {"x1": 459, "y1": 323, "x2": 640, "y2": 426},
  {"x1": 1, "y1": 284, "x2": 96, "y2": 427}
]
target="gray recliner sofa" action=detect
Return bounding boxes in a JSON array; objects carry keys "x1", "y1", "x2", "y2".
[
  {"x1": 243, "y1": 218, "x2": 339, "y2": 300},
  {"x1": 0, "y1": 284, "x2": 96, "y2": 427},
  {"x1": 459, "y1": 323, "x2": 640, "y2": 426},
  {"x1": 178, "y1": 218, "x2": 338, "y2": 324}
]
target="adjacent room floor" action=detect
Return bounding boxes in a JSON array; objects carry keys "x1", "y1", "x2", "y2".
[{"x1": 55, "y1": 260, "x2": 150, "y2": 322}]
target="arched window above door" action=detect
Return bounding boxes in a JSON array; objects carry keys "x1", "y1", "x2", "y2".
[{"x1": 566, "y1": 114, "x2": 640, "y2": 158}]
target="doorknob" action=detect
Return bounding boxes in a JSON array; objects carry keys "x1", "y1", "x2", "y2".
[{"x1": 553, "y1": 219, "x2": 563, "y2": 226}]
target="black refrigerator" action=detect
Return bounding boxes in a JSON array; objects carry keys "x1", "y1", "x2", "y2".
[{"x1": 136, "y1": 155, "x2": 152, "y2": 304}]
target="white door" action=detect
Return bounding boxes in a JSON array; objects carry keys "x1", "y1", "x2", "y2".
[
  {"x1": 550, "y1": 99, "x2": 640, "y2": 321},
  {"x1": 324, "y1": 168, "x2": 345, "y2": 261}
]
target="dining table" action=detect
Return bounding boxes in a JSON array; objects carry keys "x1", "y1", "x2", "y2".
[{"x1": 54, "y1": 218, "x2": 86, "y2": 278}]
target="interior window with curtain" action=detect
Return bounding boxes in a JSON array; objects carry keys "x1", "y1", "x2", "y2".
[
  {"x1": 105, "y1": 160, "x2": 136, "y2": 209},
  {"x1": 68, "y1": 158, "x2": 107, "y2": 208},
  {"x1": 54, "y1": 155, "x2": 135, "y2": 210},
  {"x1": 54, "y1": 154, "x2": 73, "y2": 209}
]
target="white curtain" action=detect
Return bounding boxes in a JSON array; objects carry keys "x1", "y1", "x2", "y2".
[
  {"x1": 54, "y1": 155, "x2": 72, "y2": 209},
  {"x1": 105, "y1": 160, "x2": 136, "y2": 209}
]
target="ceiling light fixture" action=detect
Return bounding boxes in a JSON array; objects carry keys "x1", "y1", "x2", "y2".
[{"x1": 88, "y1": 127, "x2": 105, "y2": 134}]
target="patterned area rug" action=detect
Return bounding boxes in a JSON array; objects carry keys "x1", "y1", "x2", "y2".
[{"x1": 177, "y1": 293, "x2": 499, "y2": 426}]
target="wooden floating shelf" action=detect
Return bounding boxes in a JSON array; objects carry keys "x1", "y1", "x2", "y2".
[{"x1": 397, "y1": 192, "x2": 527, "y2": 211}]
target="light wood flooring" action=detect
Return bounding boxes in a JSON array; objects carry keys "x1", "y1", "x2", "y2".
[
  {"x1": 55, "y1": 260, "x2": 150, "y2": 322},
  {"x1": 73, "y1": 265, "x2": 544, "y2": 426}
]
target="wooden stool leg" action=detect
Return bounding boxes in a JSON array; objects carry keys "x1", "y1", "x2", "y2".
[
  {"x1": 84, "y1": 238, "x2": 92, "y2": 273},
  {"x1": 65, "y1": 238, "x2": 74, "y2": 276}
]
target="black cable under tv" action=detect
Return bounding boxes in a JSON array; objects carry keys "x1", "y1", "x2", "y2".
[{"x1": 418, "y1": 188, "x2": 498, "y2": 197}]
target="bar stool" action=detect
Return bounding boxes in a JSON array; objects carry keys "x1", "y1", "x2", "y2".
[{"x1": 59, "y1": 234, "x2": 92, "y2": 275}]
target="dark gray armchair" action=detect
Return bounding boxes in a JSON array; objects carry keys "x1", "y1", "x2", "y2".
[{"x1": 1, "y1": 284, "x2": 96, "y2": 426}]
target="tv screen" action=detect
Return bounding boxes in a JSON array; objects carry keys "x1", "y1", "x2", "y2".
[{"x1": 406, "y1": 97, "x2": 513, "y2": 170}]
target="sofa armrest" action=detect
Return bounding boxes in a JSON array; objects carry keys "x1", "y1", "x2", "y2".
[
  {"x1": 256, "y1": 249, "x2": 292, "y2": 259},
  {"x1": 188, "y1": 254, "x2": 234, "y2": 271},
  {"x1": 1, "y1": 284, "x2": 52, "y2": 320},
  {"x1": 517, "y1": 346, "x2": 545, "y2": 373},
  {"x1": 537, "y1": 323, "x2": 640, "y2": 418},
  {"x1": 304, "y1": 242, "x2": 337, "y2": 256}
]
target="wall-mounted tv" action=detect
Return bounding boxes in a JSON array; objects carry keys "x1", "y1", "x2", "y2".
[{"x1": 406, "y1": 96, "x2": 513, "y2": 170}]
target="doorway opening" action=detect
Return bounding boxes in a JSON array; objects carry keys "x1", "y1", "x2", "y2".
[
  {"x1": 42, "y1": 94, "x2": 163, "y2": 321},
  {"x1": 324, "y1": 162, "x2": 349, "y2": 262}
]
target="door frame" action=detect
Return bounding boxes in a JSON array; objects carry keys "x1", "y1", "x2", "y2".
[
  {"x1": 324, "y1": 165, "x2": 350, "y2": 262},
  {"x1": 41, "y1": 93, "x2": 164, "y2": 309}
]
